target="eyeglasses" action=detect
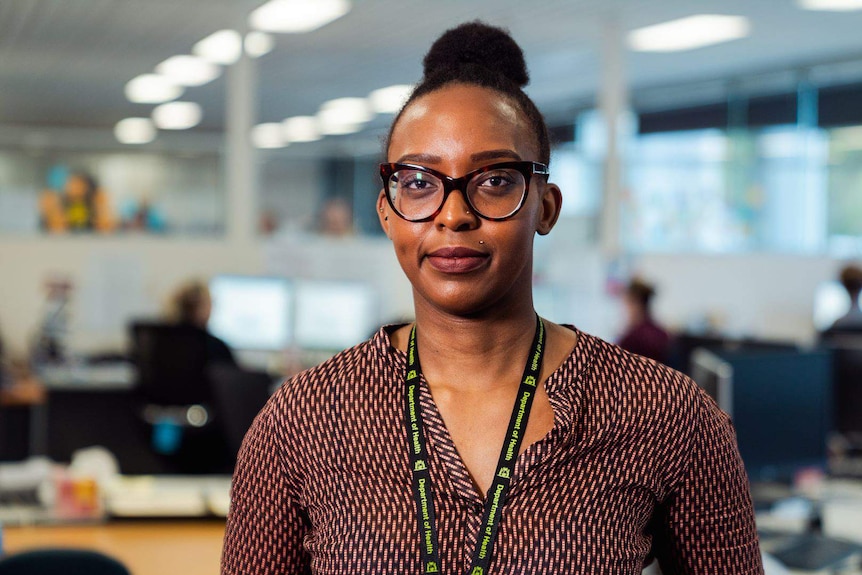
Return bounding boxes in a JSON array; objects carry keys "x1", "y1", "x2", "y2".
[{"x1": 379, "y1": 161, "x2": 549, "y2": 222}]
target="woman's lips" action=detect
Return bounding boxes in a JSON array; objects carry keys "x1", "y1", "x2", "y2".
[{"x1": 426, "y1": 247, "x2": 489, "y2": 273}]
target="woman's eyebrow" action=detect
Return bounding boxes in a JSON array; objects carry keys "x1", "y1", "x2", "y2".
[
  {"x1": 395, "y1": 150, "x2": 522, "y2": 165},
  {"x1": 396, "y1": 153, "x2": 442, "y2": 164},
  {"x1": 471, "y1": 149, "x2": 522, "y2": 162}
]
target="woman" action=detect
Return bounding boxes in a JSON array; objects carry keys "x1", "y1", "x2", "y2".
[
  {"x1": 617, "y1": 278, "x2": 672, "y2": 365},
  {"x1": 222, "y1": 22, "x2": 762, "y2": 574}
]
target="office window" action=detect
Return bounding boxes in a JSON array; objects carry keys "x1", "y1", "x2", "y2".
[
  {"x1": 0, "y1": 150, "x2": 224, "y2": 236},
  {"x1": 623, "y1": 126, "x2": 831, "y2": 254},
  {"x1": 0, "y1": 152, "x2": 40, "y2": 233},
  {"x1": 624, "y1": 129, "x2": 742, "y2": 252},
  {"x1": 551, "y1": 146, "x2": 601, "y2": 219},
  {"x1": 544, "y1": 146, "x2": 601, "y2": 246},
  {"x1": 257, "y1": 154, "x2": 382, "y2": 238},
  {"x1": 826, "y1": 126, "x2": 862, "y2": 254},
  {"x1": 750, "y1": 126, "x2": 828, "y2": 253},
  {"x1": 258, "y1": 156, "x2": 322, "y2": 236}
]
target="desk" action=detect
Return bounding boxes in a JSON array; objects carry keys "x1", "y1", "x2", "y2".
[
  {"x1": 756, "y1": 479, "x2": 862, "y2": 574},
  {"x1": 3, "y1": 520, "x2": 225, "y2": 575}
]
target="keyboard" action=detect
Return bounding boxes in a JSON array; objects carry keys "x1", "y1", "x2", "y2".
[{"x1": 770, "y1": 533, "x2": 862, "y2": 571}]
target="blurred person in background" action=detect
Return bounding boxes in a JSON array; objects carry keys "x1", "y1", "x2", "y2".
[
  {"x1": 618, "y1": 277, "x2": 672, "y2": 365},
  {"x1": 824, "y1": 263, "x2": 862, "y2": 337},
  {"x1": 316, "y1": 196, "x2": 354, "y2": 237},
  {"x1": 121, "y1": 196, "x2": 167, "y2": 232},
  {"x1": 39, "y1": 171, "x2": 115, "y2": 233},
  {"x1": 169, "y1": 279, "x2": 235, "y2": 366}
]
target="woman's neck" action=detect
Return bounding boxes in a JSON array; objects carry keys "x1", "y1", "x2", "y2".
[{"x1": 403, "y1": 302, "x2": 540, "y2": 394}]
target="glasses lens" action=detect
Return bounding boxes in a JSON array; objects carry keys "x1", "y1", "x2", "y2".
[
  {"x1": 388, "y1": 168, "x2": 443, "y2": 220},
  {"x1": 467, "y1": 168, "x2": 527, "y2": 219}
]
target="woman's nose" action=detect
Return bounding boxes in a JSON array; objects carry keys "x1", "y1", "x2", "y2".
[{"x1": 435, "y1": 188, "x2": 478, "y2": 230}]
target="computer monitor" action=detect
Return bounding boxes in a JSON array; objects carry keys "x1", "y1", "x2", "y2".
[
  {"x1": 208, "y1": 275, "x2": 294, "y2": 351},
  {"x1": 667, "y1": 332, "x2": 727, "y2": 376},
  {"x1": 690, "y1": 347, "x2": 734, "y2": 417},
  {"x1": 294, "y1": 280, "x2": 377, "y2": 351},
  {"x1": 813, "y1": 280, "x2": 852, "y2": 332},
  {"x1": 715, "y1": 349, "x2": 832, "y2": 483}
]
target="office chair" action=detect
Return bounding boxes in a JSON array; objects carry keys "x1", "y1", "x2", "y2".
[
  {"x1": 829, "y1": 340, "x2": 862, "y2": 470},
  {"x1": 0, "y1": 548, "x2": 131, "y2": 575},
  {"x1": 208, "y1": 365, "x2": 274, "y2": 460},
  {"x1": 130, "y1": 322, "x2": 212, "y2": 407},
  {"x1": 129, "y1": 322, "x2": 231, "y2": 473}
]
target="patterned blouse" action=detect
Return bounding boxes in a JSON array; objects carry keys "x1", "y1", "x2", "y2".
[{"x1": 221, "y1": 326, "x2": 763, "y2": 574}]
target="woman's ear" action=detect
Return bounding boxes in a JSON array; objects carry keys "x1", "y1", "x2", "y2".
[
  {"x1": 536, "y1": 182, "x2": 562, "y2": 236},
  {"x1": 377, "y1": 191, "x2": 391, "y2": 238}
]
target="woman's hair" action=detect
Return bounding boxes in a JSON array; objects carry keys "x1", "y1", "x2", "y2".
[
  {"x1": 839, "y1": 263, "x2": 862, "y2": 297},
  {"x1": 626, "y1": 278, "x2": 656, "y2": 311},
  {"x1": 386, "y1": 21, "x2": 551, "y2": 164},
  {"x1": 169, "y1": 279, "x2": 210, "y2": 325}
]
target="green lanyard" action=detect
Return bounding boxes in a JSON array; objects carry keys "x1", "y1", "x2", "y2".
[{"x1": 404, "y1": 316, "x2": 546, "y2": 575}]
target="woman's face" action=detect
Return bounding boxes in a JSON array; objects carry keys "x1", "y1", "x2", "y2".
[{"x1": 379, "y1": 84, "x2": 561, "y2": 317}]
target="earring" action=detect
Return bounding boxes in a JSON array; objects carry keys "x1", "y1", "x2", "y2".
[
  {"x1": 479, "y1": 240, "x2": 484, "y2": 245},
  {"x1": 384, "y1": 216, "x2": 388, "y2": 221},
  {"x1": 379, "y1": 207, "x2": 384, "y2": 213}
]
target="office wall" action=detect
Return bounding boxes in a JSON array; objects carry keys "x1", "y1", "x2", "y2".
[
  {"x1": 0, "y1": 236, "x2": 264, "y2": 357},
  {"x1": 0, "y1": 229, "x2": 849, "y2": 359},
  {"x1": 637, "y1": 253, "x2": 843, "y2": 344},
  {"x1": 0, "y1": 233, "x2": 415, "y2": 359}
]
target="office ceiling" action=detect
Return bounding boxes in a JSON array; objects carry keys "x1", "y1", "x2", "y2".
[{"x1": 2, "y1": 0, "x2": 862, "y2": 149}]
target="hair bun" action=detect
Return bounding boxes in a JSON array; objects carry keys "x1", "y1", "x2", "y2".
[{"x1": 422, "y1": 21, "x2": 529, "y2": 88}]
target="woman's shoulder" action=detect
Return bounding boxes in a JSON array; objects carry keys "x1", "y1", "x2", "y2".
[
  {"x1": 269, "y1": 326, "x2": 403, "y2": 411},
  {"x1": 576, "y1": 331, "x2": 713, "y2": 428}
]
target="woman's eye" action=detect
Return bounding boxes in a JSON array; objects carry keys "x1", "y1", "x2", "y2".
[
  {"x1": 399, "y1": 173, "x2": 437, "y2": 192},
  {"x1": 403, "y1": 178, "x2": 428, "y2": 189},
  {"x1": 476, "y1": 172, "x2": 516, "y2": 190}
]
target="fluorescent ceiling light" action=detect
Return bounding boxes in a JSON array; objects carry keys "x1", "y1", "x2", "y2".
[
  {"x1": 318, "y1": 97, "x2": 372, "y2": 123},
  {"x1": 317, "y1": 121, "x2": 363, "y2": 136},
  {"x1": 152, "y1": 101, "x2": 202, "y2": 130},
  {"x1": 194, "y1": 30, "x2": 242, "y2": 65},
  {"x1": 252, "y1": 123, "x2": 287, "y2": 148},
  {"x1": 250, "y1": 0, "x2": 351, "y2": 33},
  {"x1": 628, "y1": 15, "x2": 750, "y2": 52},
  {"x1": 125, "y1": 74, "x2": 183, "y2": 104},
  {"x1": 317, "y1": 98, "x2": 372, "y2": 135},
  {"x1": 283, "y1": 116, "x2": 321, "y2": 142},
  {"x1": 798, "y1": 0, "x2": 862, "y2": 10},
  {"x1": 369, "y1": 84, "x2": 413, "y2": 114},
  {"x1": 245, "y1": 31, "x2": 274, "y2": 58},
  {"x1": 156, "y1": 55, "x2": 221, "y2": 87},
  {"x1": 114, "y1": 118, "x2": 156, "y2": 144}
]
